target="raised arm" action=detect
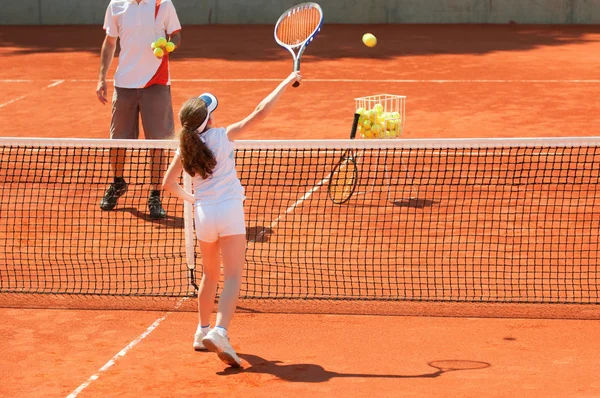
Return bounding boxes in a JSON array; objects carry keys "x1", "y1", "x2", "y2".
[
  {"x1": 96, "y1": 35, "x2": 118, "y2": 105},
  {"x1": 226, "y1": 72, "x2": 301, "y2": 141}
]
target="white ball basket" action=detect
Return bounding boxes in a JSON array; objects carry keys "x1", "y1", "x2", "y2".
[{"x1": 354, "y1": 94, "x2": 406, "y2": 139}]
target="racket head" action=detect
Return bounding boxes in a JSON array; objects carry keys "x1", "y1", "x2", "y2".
[
  {"x1": 327, "y1": 112, "x2": 362, "y2": 204},
  {"x1": 328, "y1": 156, "x2": 358, "y2": 205},
  {"x1": 274, "y1": 3, "x2": 323, "y2": 50}
]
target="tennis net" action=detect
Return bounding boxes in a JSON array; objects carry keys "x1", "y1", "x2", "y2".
[{"x1": 1, "y1": 137, "x2": 599, "y2": 304}]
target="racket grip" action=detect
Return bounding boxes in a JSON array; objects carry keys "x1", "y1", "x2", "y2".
[
  {"x1": 292, "y1": 81, "x2": 300, "y2": 88},
  {"x1": 349, "y1": 113, "x2": 361, "y2": 139}
]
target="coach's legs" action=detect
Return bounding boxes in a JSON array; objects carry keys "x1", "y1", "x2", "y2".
[
  {"x1": 110, "y1": 87, "x2": 140, "y2": 176},
  {"x1": 140, "y1": 84, "x2": 175, "y2": 191},
  {"x1": 100, "y1": 88, "x2": 139, "y2": 211}
]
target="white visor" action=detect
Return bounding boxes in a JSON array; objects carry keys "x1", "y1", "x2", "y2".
[{"x1": 197, "y1": 93, "x2": 219, "y2": 132}]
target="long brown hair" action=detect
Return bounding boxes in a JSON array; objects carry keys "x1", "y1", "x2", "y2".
[{"x1": 178, "y1": 97, "x2": 217, "y2": 179}]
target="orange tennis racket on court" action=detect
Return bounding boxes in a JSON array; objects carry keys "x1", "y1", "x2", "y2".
[
  {"x1": 274, "y1": 3, "x2": 323, "y2": 88},
  {"x1": 328, "y1": 113, "x2": 361, "y2": 204}
]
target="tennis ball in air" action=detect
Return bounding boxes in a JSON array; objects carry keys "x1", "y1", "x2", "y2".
[
  {"x1": 165, "y1": 42, "x2": 176, "y2": 53},
  {"x1": 156, "y1": 37, "x2": 168, "y2": 48},
  {"x1": 362, "y1": 33, "x2": 377, "y2": 48},
  {"x1": 153, "y1": 47, "x2": 165, "y2": 58}
]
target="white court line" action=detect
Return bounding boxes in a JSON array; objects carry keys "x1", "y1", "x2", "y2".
[
  {"x1": 2, "y1": 78, "x2": 600, "y2": 84},
  {"x1": 0, "y1": 79, "x2": 35, "y2": 83},
  {"x1": 0, "y1": 80, "x2": 64, "y2": 109},
  {"x1": 270, "y1": 177, "x2": 330, "y2": 228},
  {"x1": 254, "y1": 174, "x2": 333, "y2": 241},
  {"x1": 0, "y1": 94, "x2": 29, "y2": 109},
  {"x1": 66, "y1": 297, "x2": 187, "y2": 398}
]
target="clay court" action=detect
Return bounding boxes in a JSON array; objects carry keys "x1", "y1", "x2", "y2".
[{"x1": 1, "y1": 21, "x2": 600, "y2": 397}]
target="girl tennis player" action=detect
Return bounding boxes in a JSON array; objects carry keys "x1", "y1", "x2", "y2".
[{"x1": 163, "y1": 72, "x2": 301, "y2": 367}]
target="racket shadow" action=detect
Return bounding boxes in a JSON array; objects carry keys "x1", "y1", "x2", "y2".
[{"x1": 217, "y1": 354, "x2": 490, "y2": 382}]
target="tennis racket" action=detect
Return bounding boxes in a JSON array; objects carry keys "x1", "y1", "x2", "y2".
[
  {"x1": 327, "y1": 113, "x2": 361, "y2": 205},
  {"x1": 274, "y1": 3, "x2": 323, "y2": 88}
]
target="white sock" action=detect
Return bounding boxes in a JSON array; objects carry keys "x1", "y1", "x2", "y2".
[
  {"x1": 215, "y1": 326, "x2": 228, "y2": 337},
  {"x1": 197, "y1": 324, "x2": 211, "y2": 335}
]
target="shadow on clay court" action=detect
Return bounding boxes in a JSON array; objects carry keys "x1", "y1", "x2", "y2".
[
  {"x1": 113, "y1": 207, "x2": 185, "y2": 228},
  {"x1": 393, "y1": 198, "x2": 437, "y2": 209},
  {"x1": 0, "y1": 25, "x2": 597, "y2": 60},
  {"x1": 217, "y1": 354, "x2": 491, "y2": 382}
]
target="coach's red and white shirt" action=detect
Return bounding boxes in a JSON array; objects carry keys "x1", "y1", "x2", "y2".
[{"x1": 103, "y1": 0, "x2": 182, "y2": 89}]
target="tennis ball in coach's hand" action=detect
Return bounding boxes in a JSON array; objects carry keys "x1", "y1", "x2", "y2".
[
  {"x1": 362, "y1": 33, "x2": 377, "y2": 48},
  {"x1": 165, "y1": 42, "x2": 176, "y2": 53},
  {"x1": 156, "y1": 37, "x2": 168, "y2": 48},
  {"x1": 153, "y1": 47, "x2": 165, "y2": 58}
]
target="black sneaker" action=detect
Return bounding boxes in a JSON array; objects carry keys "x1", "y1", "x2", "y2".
[
  {"x1": 148, "y1": 194, "x2": 166, "y2": 219},
  {"x1": 100, "y1": 181, "x2": 128, "y2": 211}
]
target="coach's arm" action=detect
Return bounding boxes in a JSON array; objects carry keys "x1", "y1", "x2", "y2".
[{"x1": 96, "y1": 35, "x2": 118, "y2": 105}]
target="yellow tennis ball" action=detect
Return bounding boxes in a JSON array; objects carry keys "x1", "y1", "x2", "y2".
[
  {"x1": 151, "y1": 42, "x2": 157, "y2": 49},
  {"x1": 362, "y1": 33, "x2": 377, "y2": 48},
  {"x1": 156, "y1": 37, "x2": 167, "y2": 48},
  {"x1": 362, "y1": 119, "x2": 372, "y2": 130},
  {"x1": 374, "y1": 104, "x2": 384, "y2": 114},
  {"x1": 153, "y1": 47, "x2": 165, "y2": 58},
  {"x1": 356, "y1": 107, "x2": 366, "y2": 116},
  {"x1": 371, "y1": 123, "x2": 382, "y2": 135},
  {"x1": 165, "y1": 42, "x2": 176, "y2": 53},
  {"x1": 369, "y1": 110, "x2": 378, "y2": 122}
]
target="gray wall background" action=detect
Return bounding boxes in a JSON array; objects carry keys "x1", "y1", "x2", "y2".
[{"x1": 1, "y1": 0, "x2": 599, "y2": 25}]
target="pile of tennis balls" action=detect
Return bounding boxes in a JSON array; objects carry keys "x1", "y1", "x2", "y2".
[
  {"x1": 356, "y1": 104, "x2": 401, "y2": 139},
  {"x1": 151, "y1": 37, "x2": 176, "y2": 59}
]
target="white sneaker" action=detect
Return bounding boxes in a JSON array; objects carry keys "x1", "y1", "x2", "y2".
[
  {"x1": 193, "y1": 329, "x2": 209, "y2": 351},
  {"x1": 201, "y1": 328, "x2": 242, "y2": 367}
]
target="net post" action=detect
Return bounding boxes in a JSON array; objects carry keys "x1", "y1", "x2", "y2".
[{"x1": 183, "y1": 173, "x2": 196, "y2": 287}]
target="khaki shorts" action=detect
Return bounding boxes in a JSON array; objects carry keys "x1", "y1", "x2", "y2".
[{"x1": 110, "y1": 84, "x2": 175, "y2": 140}]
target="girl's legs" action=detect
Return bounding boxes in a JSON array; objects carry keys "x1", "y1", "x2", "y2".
[
  {"x1": 214, "y1": 234, "x2": 246, "y2": 330},
  {"x1": 197, "y1": 239, "x2": 221, "y2": 327}
]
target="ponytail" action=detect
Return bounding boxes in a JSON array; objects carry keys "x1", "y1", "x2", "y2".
[{"x1": 179, "y1": 125, "x2": 217, "y2": 179}]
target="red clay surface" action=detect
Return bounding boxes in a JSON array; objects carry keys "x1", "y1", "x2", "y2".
[{"x1": 1, "y1": 24, "x2": 600, "y2": 397}]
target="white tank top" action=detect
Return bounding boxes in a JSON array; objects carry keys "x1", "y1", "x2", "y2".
[{"x1": 176, "y1": 127, "x2": 245, "y2": 204}]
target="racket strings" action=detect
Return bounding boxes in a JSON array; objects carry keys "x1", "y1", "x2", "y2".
[
  {"x1": 276, "y1": 6, "x2": 321, "y2": 46},
  {"x1": 330, "y1": 157, "x2": 357, "y2": 202}
]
